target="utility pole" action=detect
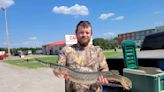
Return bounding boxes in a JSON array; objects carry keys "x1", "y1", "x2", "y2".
[{"x1": 1, "y1": 8, "x2": 11, "y2": 56}]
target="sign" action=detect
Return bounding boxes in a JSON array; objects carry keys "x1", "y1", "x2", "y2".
[
  {"x1": 65, "y1": 35, "x2": 92, "y2": 45},
  {"x1": 65, "y1": 35, "x2": 77, "y2": 45}
]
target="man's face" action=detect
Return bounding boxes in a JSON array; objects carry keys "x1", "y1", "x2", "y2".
[{"x1": 76, "y1": 26, "x2": 92, "y2": 47}]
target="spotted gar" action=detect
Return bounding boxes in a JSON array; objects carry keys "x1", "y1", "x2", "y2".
[{"x1": 35, "y1": 59, "x2": 132, "y2": 90}]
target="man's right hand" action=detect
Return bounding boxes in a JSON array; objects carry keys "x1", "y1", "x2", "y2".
[{"x1": 53, "y1": 70, "x2": 69, "y2": 79}]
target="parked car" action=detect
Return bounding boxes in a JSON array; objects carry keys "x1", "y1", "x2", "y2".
[{"x1": 0, "y1": 51, "x2": 8, "y2": 60}]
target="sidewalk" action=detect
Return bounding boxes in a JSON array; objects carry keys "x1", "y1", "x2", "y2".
[{"x1": 0, "y1": 62, "x2": 65, "y2": 92}]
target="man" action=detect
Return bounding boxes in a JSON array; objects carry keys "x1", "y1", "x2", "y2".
[{"x1": 54, "y1": 21, "x2": 129, "y2": 92}]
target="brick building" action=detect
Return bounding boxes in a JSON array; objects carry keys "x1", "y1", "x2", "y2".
[{"x1": 118, "y1": 25, "x2": 164, "y2": 47}]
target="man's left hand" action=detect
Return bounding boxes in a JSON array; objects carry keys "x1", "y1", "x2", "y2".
[{"x1": 97, "y1": 75, "x2": 109, "y2": 84}]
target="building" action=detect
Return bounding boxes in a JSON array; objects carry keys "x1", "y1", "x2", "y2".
[
  {"x1": 42, "y1": 40, "x2": 65, "y2": 55},
  {"x1": 42, "y1": 35, "x2": 93, "y2": 55},
  {"x1": 118, "y1": 25, "x2": 164, "y2": 47},
  {"x1": 42, "y1": 35, "x2": 77, "y2": 55}
]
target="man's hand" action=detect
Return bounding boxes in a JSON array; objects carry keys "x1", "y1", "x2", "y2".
[
  {"x1": 97, "y1": 75, "x2": 109, "y2": 84},
  {"x1": 53, "y1": 70, "x2": 69, "y2": 79},
  {"x1": 120, "y1": 77, "x2": 132, "y2": 90}
]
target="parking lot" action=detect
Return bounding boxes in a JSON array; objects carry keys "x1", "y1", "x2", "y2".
[{"x1": 0, "y1": 61, "x2": 65, "y2": 92}]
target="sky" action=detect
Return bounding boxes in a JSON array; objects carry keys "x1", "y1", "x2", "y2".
[{"x1": 0, "y1": 0, "x2": 164, "y2": 48}]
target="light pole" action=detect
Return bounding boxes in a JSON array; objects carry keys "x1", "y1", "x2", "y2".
[{"x1": 1, "y1": 8, "x2": 11, "y2": 56}]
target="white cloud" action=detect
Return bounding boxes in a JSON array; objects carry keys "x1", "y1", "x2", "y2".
[
  {"x1": 19, "y1": 36, "x2": 42, "y2": 47},
  {"x1": 94, "y1": 32, "x2": 116, "y2": 39},
  {"x1": 154, "y1": 11, "x2": 163, "y2": 14},
  {"x1": 29, "y1": 36, "x2": 37, "y2": 40},
  {"x1": 113, "y1": 16, "x2": 124, "y2": 20},
  {"x1": 52, "y1": 4, "x2": 89, "y2": 16},
  {"x1": 99, "y1": 13, "x2": 115, "y2": 20},
  {"x1": 1, "y1": 40, "x2": 43, "y2": 48},
  {"x1": 103, "y1": 32, "x2": 115, "y2": 36},
  {"x1": 22, "y1": 41, "x2": 30, "y2": 45},
  {"x1": 154, "y1": 21, "x2": 164, "y2": 26},
  {"x1": 22, "y1": 40, "x2": 43, "y2": 47},
  {"x1": 0, "y1": 0, "x2": 14, "y2": 9}
]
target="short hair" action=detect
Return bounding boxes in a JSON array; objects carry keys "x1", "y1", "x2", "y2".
[{"x1": 75, "y1": 21, "x2": 92, "y2": 34}]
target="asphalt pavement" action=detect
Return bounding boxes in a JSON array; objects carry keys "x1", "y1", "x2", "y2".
[{"x1": 0, "y1": 61, "x2": 65, "y2": 92}]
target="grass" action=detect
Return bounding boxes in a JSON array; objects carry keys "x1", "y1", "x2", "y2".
[
  {"x1": 5, "y1": 51, "x2": 122, "y2": 68},
  {"x1": 104, "y1": 51, "x2": 123, "y2": 58},
  {"x1": 36, "y1": 56, "x2": 58, "y2": 63},
  {"x1": 6, "y1": 59, "x2": 45, "y2": 68},
  {"x1": 4, "y1": 48, "x2": 140, "y2": 68},
  {"x1": 104, "y1": 48, "x2": 140, "y2": 58},
  {"x1": 5, "y1": 56, "x2": 58, "y2": 69}
]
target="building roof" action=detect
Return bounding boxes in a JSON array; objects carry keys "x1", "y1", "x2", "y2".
[{"x1": 43, "y1": 40, "x2": 65, "y2": 46}]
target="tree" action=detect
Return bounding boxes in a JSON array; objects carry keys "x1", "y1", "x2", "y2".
[
  {"x1": 93, "y1": 37, "x2": 118, "y2": 50},
  {"x1": 93, "y1": 38, "x2": 106, "y2": 49}
]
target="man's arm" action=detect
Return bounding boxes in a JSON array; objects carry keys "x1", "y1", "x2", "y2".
[
  {"x1": 97, "y1": 47, "x2": 109, "y2": 71},
  {"x1": 53, "y1": 47, "x2": 69, "y2": 78},
  {"x1": 57, "y1": 47, "x2": 67, "y2": 65},
  {"x1": 96, "y1": 47, "x2": 109, "y2": 84}
]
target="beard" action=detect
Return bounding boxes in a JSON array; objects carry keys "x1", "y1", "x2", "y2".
[{"x1": 78, "y1": 38, "x2": 90, "y2": 47}]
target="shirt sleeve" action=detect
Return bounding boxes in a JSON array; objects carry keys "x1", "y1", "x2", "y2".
[
  {"x1": 57, "y1": 46, "x2": 67, "y2": 65},
  {"x1": 97, "y1": 47, "x2": 109, "y2": 71}
]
